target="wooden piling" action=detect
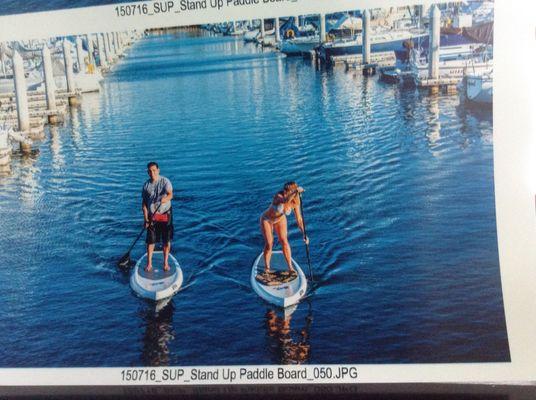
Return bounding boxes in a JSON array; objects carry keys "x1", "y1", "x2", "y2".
[
  {"x1": 41, "y1": 45, "x2": 59, "y2": 124},
  {"x1": 428, "y1": 5, "x2": 440, "y2": 81},
  {"x1": 363, "y1": 10, "x2": 371, "y2": 65},
  {"x1": 13, "y1": 51, "x2": 30, "y2": 133},
  {"x1": 76, "y1": 37, "x2": 85, "y2": 73},
  {"x1": 260, "y1": 19, "x2": 265, "y2": 38},
  {"x1": 320, "y1": 13, "x2": 326, "y2": 44},
  {"x1": 62, "y1": 40, "x2": 78, "y2": 106},
  {"x1": 87, "y1": 34, "x2": 95, "y2": 66}
]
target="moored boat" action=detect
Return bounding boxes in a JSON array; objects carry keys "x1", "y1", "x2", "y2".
[{"x1": 465, "y1": 71, "x2": 492, "y2": 103}]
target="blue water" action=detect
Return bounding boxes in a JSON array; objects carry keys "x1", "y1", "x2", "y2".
[
  {"x1": 0, "y1": 31, "x2": 509, "y2": 367},
  {"x1": 1, "y1": 0, "x2": 141, "y2": 15}
]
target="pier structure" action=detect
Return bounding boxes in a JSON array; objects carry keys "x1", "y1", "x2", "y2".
[
  {"x1": 76, "y1": 37, "x2": 85, "y2": 73},
  {"x1": 1, "y1": 30, "x2": 140, "y2": 172},
  {"x1": 97, "y1": 34, "x2": 108, "y2": 68},
  {"x1": 42, "y1": 45, "x2": 60, "y2": 125},
  {"x1": 86, "y1": 34, "x2": 95, "y2": 68},
  {"x1": 361, "y1": 10, "x2": 374, "y2": 76},
  {"x1": 0, "y1": 128, "x2": 11, "y2": 173},
  {"x1": 319, "y1": 13, "x2": 326, "y2": 44},
  {"x1": 428, "y1": 5, "x2": 440, "y2": 92},
  {"x1": 260, "y1": 19, "x2": 265, "y2": 39},
  {"x1": 11, "y1": 52, "x2": 33, "y2": 152},
  {"x1": 114, "y1": 32, "x2": 121, "y2": 57},
  {"x1": 63, "y1": 40, "x2": 79, "y2": 106},
  {"x1": 13, "y1": 52, "x2": 30, "y2": 134},
  {"x1": 105, "y1": 32, "x2": 114, "y2": 63},
  {"x1": 275, "y1": 18, "x2": 280, "y2": 43},
  {"x1": 416, "y1": 5, "x2": 458, "y2": 94}
]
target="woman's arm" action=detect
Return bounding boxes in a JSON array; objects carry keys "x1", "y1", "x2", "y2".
[
  {"x1": 293, "y1": 198, "x2": 305, "y2": 233},
  {"x1": 283, "y1": 186, "x2": 305, "y2": 203}
]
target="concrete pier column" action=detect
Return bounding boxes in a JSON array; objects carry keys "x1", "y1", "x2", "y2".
[
  {"x1": 294, "y1": 16, "x2": 300, "y2": 27},
  {"x1": 105, "y1": 32, "x2": 114, "y2": 62},
  {"x1": 41, "y1": 45, "x2": 58, "y2": 124},
  {"x1": 260, "y1": 19, "x2": 265, "y2": 38},
  {"x1": 428, "y1": 5, "x2": 441, "y2": 93},
  {"x1": 76, "y1": 36, "x2": 85, "y2": 73},
  {"x1": 63, "y1": 40, "x2": 78, "y2": 105},
  {"x1": 417, "y1": 5, "x2": 425, "y2": 28},
  {"x1": 232, "y1": 21, "x2": 237, "y2": 33},
  {"x1": 86, "y1": 34, "x2": 95, "y2": 66},
  {"x1": 114, "y1": 32, "x2": 121, "y2": 54},
  {"x1": 363, "y1": 10, "x2": 371, "y2": 64},
  {"x1": 98, "y1": 33, "x2": 108, "y2": 67},
  {"x1": 110, "y1": 32, "x2": 117, "y2": 56},
  {"x1": 13, "y1": 51, "x2": 30, "y2": 133},
  {"x1": 275, "y1": 18, "x2": 281, "y2": 43},
  {"x1": 0, "y1": 51, "x2": 6, "y2": 76},
  {"x1": 320, "y1": 13, "x2": 326, "y2": 43}
]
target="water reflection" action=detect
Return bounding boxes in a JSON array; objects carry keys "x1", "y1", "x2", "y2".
[
  {"x1": 140, "y1": 299, "x2": 176, "y2": 366},
  {"x1": 264, "y1": 303, "x2": 313, "y2": 364},
  {"x1": 426, "y1": 95, "x2": 441, "y2": 151},
  {"x1": 70, "y1": 106, "x2": 82, "y2": 148},
  {"x1": 49, "y1": 126, "x2": 64, "y2": 169},
  {"x1": 18, "y1": 150, "x2": 40, "y2": 206}
]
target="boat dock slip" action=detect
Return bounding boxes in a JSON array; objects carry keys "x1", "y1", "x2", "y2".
[
  {"x1": 416, "y1": 77, "x2": 460, "y2": 94},
  {"x1": 342, "y1": 51, "x2": 396, "y2": 71},
  {"x1": 0, "y1": 30, "x2": 140, "y2": 172}
]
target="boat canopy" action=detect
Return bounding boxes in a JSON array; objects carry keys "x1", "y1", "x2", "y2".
[
  {"x1": 462, "y1": 21, "x2": 493, "y2": 44},
  {"x1": 329, "y1": 15, "x2": 363, "y2": 32}
]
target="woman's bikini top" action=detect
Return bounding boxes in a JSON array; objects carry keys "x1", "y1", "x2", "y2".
[{"x1": 271, "y1": 192, "x2": 292, "y2": 216}]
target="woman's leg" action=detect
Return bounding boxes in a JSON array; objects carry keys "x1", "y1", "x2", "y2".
[
  {"x1": 274, "y1": 215, "x2": 294, "y2": 272},
  {"x1": 260, "y1": 217, "x2": 274, "y2": 272}
]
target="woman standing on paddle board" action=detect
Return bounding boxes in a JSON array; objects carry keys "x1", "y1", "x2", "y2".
[{"x1": 260, "y1": 181, "x2": 309, "y2": 278}]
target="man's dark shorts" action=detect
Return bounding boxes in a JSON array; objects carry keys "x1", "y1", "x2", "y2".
[{"x1": 146, "y1": 222, "x2": 174, "y2": 245}]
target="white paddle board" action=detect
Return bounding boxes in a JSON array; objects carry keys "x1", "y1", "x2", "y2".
[
  {"x1": 251, "y1": 251, "x2": 307, "y2": 308},
  {"x1": 130, "y1": 251, "x2": 183, "y2": 301}
]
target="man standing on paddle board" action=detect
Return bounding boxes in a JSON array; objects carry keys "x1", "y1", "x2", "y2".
[
  {"x1": 142, "y1": 162, "x2": 173, "y2": 272},
  {"x1": 259, "y1": 181, "x2": 309, "y2": 280}
]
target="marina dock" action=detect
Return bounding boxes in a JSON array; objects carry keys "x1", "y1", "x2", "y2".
[{"x1": 1, "y1": 3, "x2": 493, "y2": 175}]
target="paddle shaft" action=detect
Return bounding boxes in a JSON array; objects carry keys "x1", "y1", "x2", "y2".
[
  {"x1": 119, "y1": 201, "x2": 165, "y2": 266},
  {"x1": 298, "y1": 192, "x2": 313, "y2": 282}
]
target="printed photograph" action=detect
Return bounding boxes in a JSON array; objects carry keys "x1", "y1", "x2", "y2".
[{"x1": 0, "y1": 1, "x2": 508, "y2": 367}]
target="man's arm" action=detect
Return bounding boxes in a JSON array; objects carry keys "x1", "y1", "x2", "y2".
[
  {"x1": 142, "y1": 201, "x2": 149, "y2": 227},
  {"x1": 160, "y1": 179, "x2": 173, "y2": 205},
  {"x1": 160, "y1": 189, "x2": 173, "y2": 204}
]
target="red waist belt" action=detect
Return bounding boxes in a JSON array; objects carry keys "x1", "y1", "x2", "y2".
[{"x1": 152, "y1": 213, "x2": 169, "y2": 223}]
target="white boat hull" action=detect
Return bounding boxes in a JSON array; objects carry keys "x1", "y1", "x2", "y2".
[
  {"x1": 130, "y1": 252, "x2": 183, "y2": 301},
  {"x1": 280, "y1": 37, "x2": 319, "y2": 55},
  {"x1": 466, "y1": 74, "x2": 492, "y2": 103},
  {"x1": 251, "y1": 251, "x2": 307, "y2": 308},
  {"x1": 244, "y1": 29, "x2": 260, "y2": 42}
]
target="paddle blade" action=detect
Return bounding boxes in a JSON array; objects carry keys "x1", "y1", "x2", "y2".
[{"x1": 117, "y1": 252, "x2": 131, "y2": 269}]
